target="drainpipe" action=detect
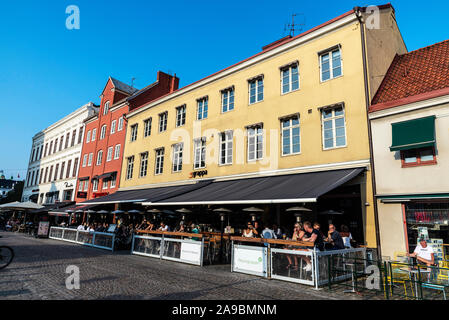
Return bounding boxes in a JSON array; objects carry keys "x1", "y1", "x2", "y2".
[{"x1": 353, "y1": 7, "x2": 382, "y2": 259}]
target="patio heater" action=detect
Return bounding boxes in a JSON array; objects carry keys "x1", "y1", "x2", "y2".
[
  {"x1": 242, "y1": 207, "x2": 264, "y2": 223},
  {"x1": 97, "y1": 210, "x2": 110, "y2": 222},
  {"x1": 86, "y1": 209, "x2": 96, "y2": 223},
  {"x1": 176, "y1": 208, "x2": 192, "y2": 224},
  {"x1": 127, "y1": 210, "x2": 142, "y2": 225},
  {"x1": 111, "y1": 210, "x2": 124, "y2": 225},
  {"x1": 318, "y1": 210, "x2": 343, "y2": 225},
  {"x1": 213, "y1": 207, "x2": 232, "y2": 263},
  {"x1": 286, "y1": 206, "x2": 312, "y2": 223},
  {"x1": 146, "y1": 208, "x2": 162, "y2": 222}
]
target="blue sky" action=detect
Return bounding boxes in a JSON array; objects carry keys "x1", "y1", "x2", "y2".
[{"x1": 0, "y1": 0, "x2": 448, "y2": 180}]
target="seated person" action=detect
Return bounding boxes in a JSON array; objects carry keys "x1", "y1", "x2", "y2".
[
  {"x1": 261, "y1": 225, "x2": 276, "y2": 239},
  {"x1": 325, "y1": 224, "x2": 345, "y2": 250},
  {"x1": 302, "y1": 221, "x2": 325, "y2": 271},
  {"x1": 158, "y1": 221, "x2": 170, "y2": 232},
  {"x1": 407, "y1": 238, "x2": 435, "y2": 267},
  {"x1": 77, "y1": 223, "x2": 85, "y2": 231},
  {"x1": 242, "y1": 222, "x2": 255, "y2": 238}
]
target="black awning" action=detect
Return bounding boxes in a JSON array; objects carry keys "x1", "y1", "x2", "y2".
[
  {"x1": 76, "y1": 180, "x2": 213, "y2": 205},
  {"x1": 78, "y1": 176, "x2": 90, "y2": 181},
  {"x1": 146, "y1": 168, "x2": 365, "y2": 205},
  {"x1": 31, "y1": 202, "x2": 75, "y2": 214},
  {"x1": 99, "y1": 171, "x2": 117, "y2": 180}
]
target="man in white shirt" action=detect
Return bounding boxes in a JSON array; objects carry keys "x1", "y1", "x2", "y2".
[
  {"x1": 408, "y1": 238, "x2": 435, "y2": 266},
  {"x1": 77, "y1": 224, "x2": 85, "y2": 231}
]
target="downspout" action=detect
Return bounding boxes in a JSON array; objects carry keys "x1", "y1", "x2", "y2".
[{"x1": 353, "y1": 7, "x2": 382, "y2": 259}]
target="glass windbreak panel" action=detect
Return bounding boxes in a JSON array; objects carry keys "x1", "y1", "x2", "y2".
[
  {"x1": 271, "y1": 250, "x2": 313, "y2": 282},
  {"x1": 94, "y1": 233, "x2": 113, "y2": 249},
  {"x1": 63, "y1": 229, "x2": 77, "y2": 241},
  {"x1": 133, "y1": 237, "x2": 162, "y2": 256},
  {"x1": 162, "y1": 240, "x2": 182, "y2": 260}
]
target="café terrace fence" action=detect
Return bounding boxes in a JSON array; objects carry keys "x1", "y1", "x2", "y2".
[
  {"x1": 48, "y1": 226, "x2": 115, "y2": 251},
  {"x1": 131, "y1": 230, "x2": 205, "y2": 266},
  {"x1": 326, "y1": 256, "x2": 449, "y2": 300},
  {"x1": 230, "y1": 236, "x2": 366, "y2": 289}
]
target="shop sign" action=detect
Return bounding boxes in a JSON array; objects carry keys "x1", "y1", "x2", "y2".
[
  {"x1": 77, "y1": 192, "x2": 87, "y2": 198},
  {"x1": 180, "y1": 242, "x2": 202, "y2": 264},
  {"x1": 189, "y1": 170, "x2": 208, "y2": 178}
]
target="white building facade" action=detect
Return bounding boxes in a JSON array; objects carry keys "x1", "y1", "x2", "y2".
[{"x1": 22, "y1": 102, "x2": 98, "y2": 204}]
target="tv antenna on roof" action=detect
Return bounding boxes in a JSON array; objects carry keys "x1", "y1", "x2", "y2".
[
  {"x1": 284, "y1": 13, "x2": 305, "y2": 37},
  {"x1": 131, "y1": 77, "x2": 136, "y2": 89}
]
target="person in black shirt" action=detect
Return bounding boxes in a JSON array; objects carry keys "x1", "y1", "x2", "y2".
[
  {"x1": 325, "y1": 224, "x2": 345, "y2": 250},
  {"x1": 301, "y1": 221, "x2": 325, "y2": 272}
]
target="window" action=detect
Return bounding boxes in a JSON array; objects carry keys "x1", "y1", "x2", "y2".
[
  {"x1": 83, "y1": 180, "x2": 89, "y2": 192},
  {"x1": 320, "y1": 47, "x2": 342, "y2": 82},
  {"x1": 110, "y1": 176, "x2": 116, "y2": 188},
  {"x1": 44, "y1": 143, "x2": 48, "y2": 158},
  {"x1": 106, "y1": 147, "x2": 113, "y2": 162},
  {"x1": 172, "y1": 143, "x2": 183, "y2": 172},
  {"x1": 114, "y1": 144, "x2": 121, "y2": 160},
  {"x1": 197, "y1": 97, "x2": 208, "y2": 120},
  {"x1": 281, "y1": 63, "x2": 300, "y2": 94},
  {"x1": 194, "y1": 138, "x2": 206, "y2": 169},
  {"x1": 72, "y1": 158, "x2": 78, "y2": 177},
  {"x1": 401, "y1": 147, "x2": 437, "y2": 167},
  {"x1": 100, "y1": 125, "x2": 107, "y2": 140},
  {"x1": 92, "y1": 179, "x2": 98, "y2": 192},
  {"x1": 96, "y1": 150, "x2": 103, "y2": 165},
  {"x1": 88, "y1": 153, "x2": 93, "y2": 166},
  {"x1": 86, "y1": 130, "x2": 91, "y2": 143},
  {"x1": 248, "y1": 76, "x2": 264, "y2": 104},
  {"x1": 111, "y1": 120, "x2": 116, "y2": 134},
  {"x1": 49, "y1": 166, "x2": 54, "y2": 182},
  {"x1": 130, "y1": 124, "x2": 138, "y2": 142},
  {"x1": 221, "y1": 87, "x2": 235, "y2": 113},
  {"x1": 60, "y1": 162, "x2": 65, "y2": 180},
  {"x1": 103, "y1": 101, "x2": 110, "y2": 115},
  {"x1": 281, "y1": 115, "x2": 301, "y2": 155},
  {"x1": 78, "y1": 127, "x2": 84, "y2": 144},
  {"x1": 83, "y1": 154, "x2": 88, "y2": 167},
  {"x1": 102, "y1": 179, "x2": 108, "y2": 190},
  {"x1": 118, "y1": 117, "x2": 124, "y2": 131},
  {"x1": 49, "y1": 141, "x2": 53, "y2": 156},
  {"x1": 139, "y1": 152, "x2": 149, "y2": 177},
  {"x1": 219, "y1": 131, "x2": 233, "y2": 165},
  {"x1": 31, "y1": 148, "x2": 35, "y2": 163},
  {"x1": 44, "y1": 167, "x2": 48, "y2": 183},
  {"x1": 322, "y1": 106, "x2": 346, "y2": 149},
  {"x1": 66, "y1": 160, "x2": 72, "y2": 179},
  {"x1": 59, "y1": 136, "x2": 63, "y2": 151},
  {"x1": 92, "y1": 128, "x2": 97, "y2": 141},
  {"x1": 176, "y1": 105, "x2": 186, "y2": 127},
  {"x1": 247, "y1": 125, "x2": 263, "y2": 161},
  {"x1": 78, "y1": 181, "x2": 83, "y2": 192},
  {"x1": 53, "y1": 164, "x2": 59, "y2": 181},
  {"x1": 159, "y1": 112, "x2": 168, "y2": 132},
  {"x1": 155, "y1": 148, "x2": 164, "y2": 175},
  {"x1": 71, "y1": 130, "x2": 76, "y2": 147},
  {"x1": 53, "y1": 140, "x2": 58, "y2": 153},
  {"x1": 144, "y1": 118, "x2": 152, "y2": 137},
  {"x1": 126, "y1": 156, "x2": 134, "y2": 180},
  {"x1": 39, "y1": 168, "x2": 44, "y2": 184}
]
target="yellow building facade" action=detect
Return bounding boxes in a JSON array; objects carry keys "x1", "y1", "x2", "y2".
[{"x1": 118, "y1": 5, "x2": 406, "y2": 249}]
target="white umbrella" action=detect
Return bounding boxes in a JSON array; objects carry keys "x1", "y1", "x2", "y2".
[{"x1": 0, "y1": 201, "x2": 43, "y2": 211}]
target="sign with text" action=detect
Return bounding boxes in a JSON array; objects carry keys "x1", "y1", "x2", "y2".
[
  {"x1": 180, "y1": 242, "x2": 202, "y2": 264},
  {"x1": 37, "y1": 221, "x2": 50, "y2": 237},
  {"x1": 233, "y1": 245, "x2": 267, "y2": 277}
]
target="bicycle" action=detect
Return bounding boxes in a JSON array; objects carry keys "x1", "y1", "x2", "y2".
[{"x1": 0, "y1": 236, "x2": 14, "y2": 270}]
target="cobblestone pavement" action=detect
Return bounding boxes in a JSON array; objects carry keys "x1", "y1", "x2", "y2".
[{"x1": 0, "y1": 231, "x2": 368, "y2": 300}]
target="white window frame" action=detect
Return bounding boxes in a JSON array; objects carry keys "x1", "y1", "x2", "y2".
[
  {"x1": 126, "y1": 156, "x2": 134, "y2": 180},
  {"x1": 172, "y1": 143, "x2": 183, "y2": 172},
  {"x1": 114, "y1": 144, "x2": 121, "y2": 160},
  {"x1": 281, "y1": 116, "x2": 301, "y2": 156},
  {"x1": 219, "y1": 131, "x2": 233, "y2": 165},
  {"x1": 248, "y1": 76, "x2": 264, "y2": 105},
  {"x1": 176, "y1": 105, "x2": 186, "y2": 127},
  {"x1": 100, "y1": 125, "x2": 107, "y2": 140},
  {"x1": 321, "y1": 106, "x2": 347, "y2": 150},
  {"x1": 281, "y1": 63, "x2": 300, "y2": 95},
  {"x1": 196, "y1": 97, "x2": 208, "y2": 120},
  {"x1": 194, "y1": 137, "x2": 206, "y2": 169},
  {"x1": 92, "y1": 179, "x2": 98, "y2": 192},
  {"x1": 221, "y1": 88, "x2": 235, "y2": 113},
  {"x1": 139, "y1": 152, "x2": 149, "y2": 178},
  {"x1": 82, "y1": 154, "x2": 87, "y2": 167},
  {"x1": 319, "y1": 47, "x2": 343, "y2": 82},
  {"x1": 110, "y1": 176, "x2": 116, "y2": 188},
  {"x1": 78, "y1": 181, "x2": 83, "y2": 192},
  {"x1": 159, "y1": 112, "x2": 168, "y2": 132},
  {"x1": 130, "y1": 124, "x2": 138, "y2": 142},
  {"x1": 88, "y1": 153, "x2": 93, "y2": 166},
  {"x1": 247, "y1": 125, "x2": 263, "y2": 161},
  {"x1": 102, "y1": 179, "x2": 108, "y2": 190},
  {"x1": 155, "y1": 148, "x2": 164, "y2": 175},
  {"x1": 144, "y1": 118, "x2": 152, "y2": 137},
  {"x1": 91, "y1": 128, "x2": 97, "y2": 141},
  {"x1": 96, "y1": 150, "x2": 103, "y2": 166},
  {"x1": 83, "y1": 180, "x2": 89, "y2": 192},
  {"x1": 111, "y1": 120, "x2": 117, "y2": 134},
  {"x1": 118, "y1": 117, "x2": 124, "y2": 131},
  {"x1": 106, "y1": 146, "x2": 113, "y2": 162},
  {"x1": 103, "y1": 101, "x2": 110, "y2": 115}
]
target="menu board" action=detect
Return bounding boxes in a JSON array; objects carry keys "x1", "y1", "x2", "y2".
[{"x1": 37, "y1": 221, "x2": 50, "y2": 237}]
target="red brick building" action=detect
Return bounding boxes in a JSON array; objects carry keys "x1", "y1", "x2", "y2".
[{"x1": 75, "y1": 72, "x2": 179, "y2": 202}]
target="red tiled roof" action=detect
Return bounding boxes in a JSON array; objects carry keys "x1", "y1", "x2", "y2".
[{"x1": 370, "y1": 39, "x2": 449, "y2": 112}]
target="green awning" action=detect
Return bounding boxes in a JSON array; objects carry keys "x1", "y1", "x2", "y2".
[
  {"x1": 378, "y1": 193, "x2": 449, "y2": 203},
  {"x1": 390, "y1": 115, "x2": 436, "y2": 151}
]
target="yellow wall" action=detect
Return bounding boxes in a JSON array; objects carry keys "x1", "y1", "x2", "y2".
[{"x1": 121, "y1": 19, "x2": 380, "y2": 246}]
